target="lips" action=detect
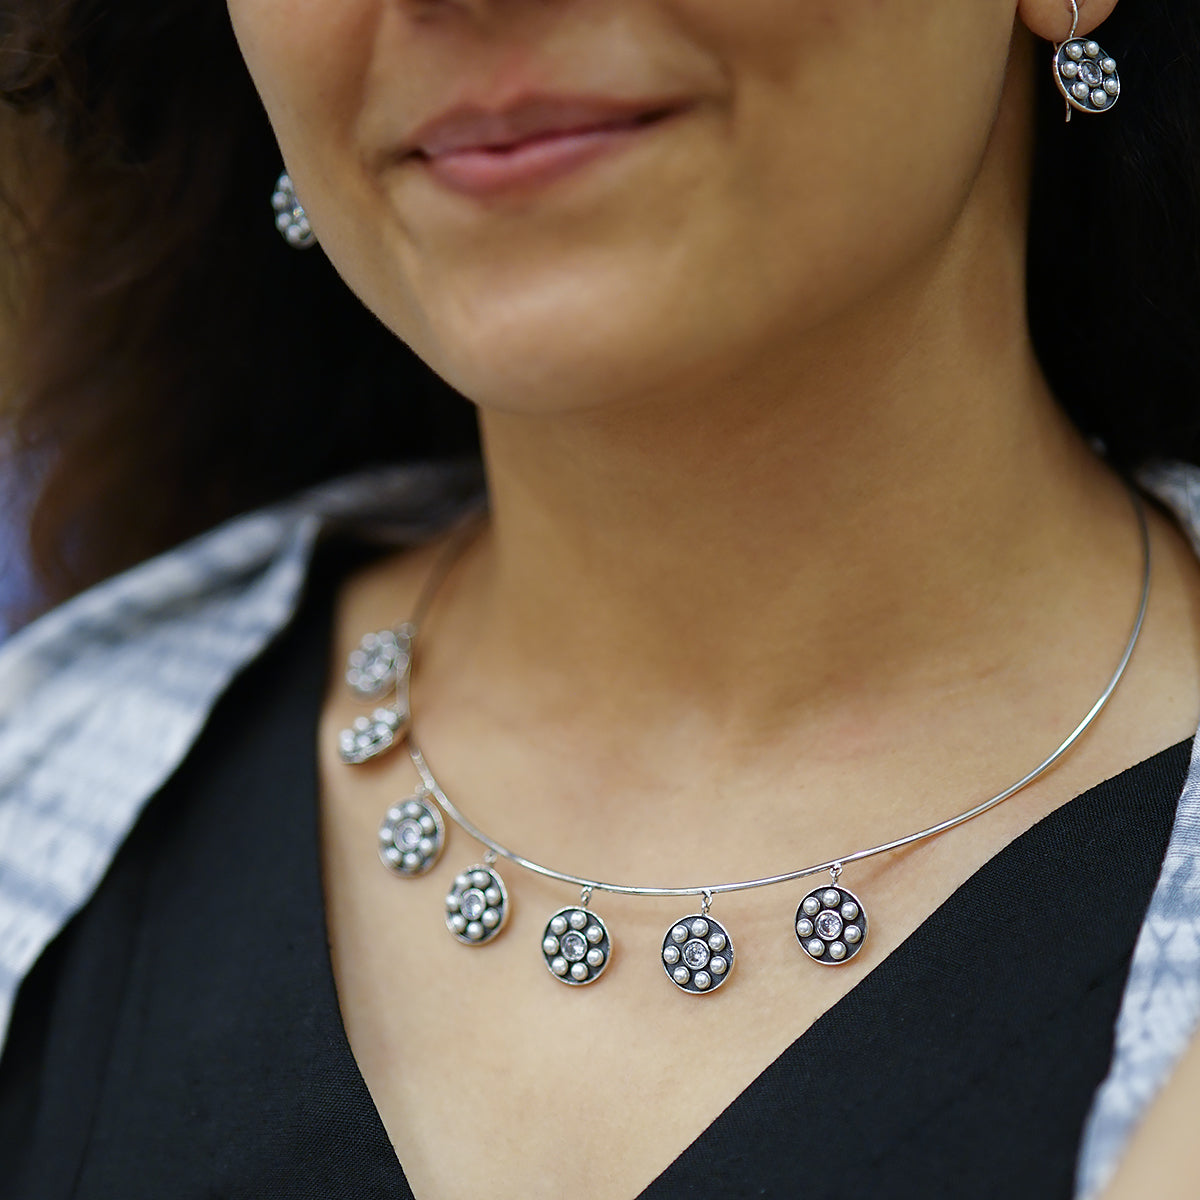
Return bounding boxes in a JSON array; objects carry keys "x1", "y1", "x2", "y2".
[{"x1": 402, "y1": 96, "x2": 686, "y2": 196}]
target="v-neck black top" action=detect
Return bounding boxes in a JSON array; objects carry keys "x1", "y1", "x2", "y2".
[{"x1": 0, "y1": 543, "x2": 1190, "y2": 1200}]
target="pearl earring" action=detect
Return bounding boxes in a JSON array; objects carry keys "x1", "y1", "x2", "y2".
[
  {"x1": 1053, "y1": 0, "x2": 1121, "y2": 122},
  {"x1": 270, "y1": 171, "x2": 317, "y2": 249}
]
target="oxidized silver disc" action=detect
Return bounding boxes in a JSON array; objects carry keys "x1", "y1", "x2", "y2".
[
  {"x1": 662, "y1": 915, "x2": 734, "y2": 994},
  {"x1": 446, "y1": 865, "x2": 509, "y2": 945},
  {"x1": 346, "y1": 627, "x2": 411, "y2": 700},
  {"x1": 378, "y1": 790, "x2": 444, "y2": 876},
  {"x1": 542, "y1": 907, "x2": 612, "y2": 985},
  {"x1": 1054, "y1": 39, "x2": 1120, "y2": 114},
  {"x1": 338, "y1": 705, "x2": 407, "y2": 764},
  {"x1": 795, "y1": 884, "x2": 868, "y2": 966}
]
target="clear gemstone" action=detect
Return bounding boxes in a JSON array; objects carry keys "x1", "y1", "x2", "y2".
[
  {"x1": 396, "y1": 819, "x2": 422, "y2": 849},
  {"x1": 561, "y1": 932, "x2": 587, "y2": 961},
  {"x1": 816, "y1": 911, "x2": 843, "y2": 940},
  {"x1": 683, "y1": 940, "x2": 711, "y2": 970},
  {"x1": 460, "y1": 889, "x2": 486, "y2": 920},
  {"x1": 1080, "y1": 61, "x2": 1102, "y2": 85}
]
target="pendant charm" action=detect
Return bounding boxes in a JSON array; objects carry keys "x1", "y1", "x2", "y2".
[
  {"x1": 446, "y1": 865, "x2": 509, "y2": 945},
  {"x1": 1054, "y1": 38, "x2": 1120, "y2": 117},
  {"x1": 662, "y1": 908, "x2": 734, "y2": 994},
  {"x1": 542, "y1": 902, "x2": 612, "y2": 985},
  {"x1": 796, "y1": 877, "x2": 867, "y2": 965},
  {"x1": 378, "y1": 790, "x2": 444, "y2": 876},
  {"x1": 345, "y1": 626, "x2": 412, "y2": 700},
  {"x1": 338, "y1": 705, "x2": 407, "y2": 764}
]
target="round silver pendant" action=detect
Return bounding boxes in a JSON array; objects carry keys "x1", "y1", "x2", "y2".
[
  {"x1": 662, "y1": 915, "x2": 734, "y2": 994},
  {"x1": 1055, "y1": 39, "x2": 1120, "y2": 114},
  {"x1": 542, "y1": 907, "x2": 612, "y2": 985},
  {"x1": 338, "y1": 705, "x2": 407, "y2": 765},
  {"x1": 345, "y1": 628, "x2": 411, "y2": 700},
  {"x1": 446, "y1": 865, "x2": 509, "y2": 945},
  {"x1": 378, "y1": 790, "x2": 444, "y2": 876},
  {"x1": 795, "y1": 884, "x2": 867, "y2": 966}
]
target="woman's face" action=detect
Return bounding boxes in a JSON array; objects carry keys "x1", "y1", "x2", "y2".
[{"x1": 229, "y1": 0, "x2": 1021, "y2": 413}]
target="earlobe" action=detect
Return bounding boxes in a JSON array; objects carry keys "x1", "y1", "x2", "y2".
[{"x1": 1017, "y1": 0, "x2": 1120, "y2": 43}]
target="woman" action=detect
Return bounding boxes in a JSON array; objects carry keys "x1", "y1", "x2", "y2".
[{"x1": 1, "y1": 0, "x2": 1199, "y2": 1196}]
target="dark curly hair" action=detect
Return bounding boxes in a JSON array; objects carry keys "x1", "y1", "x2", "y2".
[{"x1": 0, "y1": 1, "x2": 1197, "y2": 619}]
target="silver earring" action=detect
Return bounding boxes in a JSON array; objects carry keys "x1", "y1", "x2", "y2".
[
  {"x1": 1053, "y1": 0, "x2": 1121, "y2": 122},
  {"x1": 271, "y1": 171, "x2": 317, "y2": 249}
]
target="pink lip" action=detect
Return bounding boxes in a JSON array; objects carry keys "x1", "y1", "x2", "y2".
[{"x1": 404, "y1": 98, "x2": 685, "y2": 197}]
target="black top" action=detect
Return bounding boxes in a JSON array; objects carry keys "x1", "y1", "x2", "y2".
[{"x1": 0, "y1": 543, "x2": 1190, "y2": 1200}]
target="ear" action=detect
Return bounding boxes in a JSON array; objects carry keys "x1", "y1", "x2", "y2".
[{"x1": 1018, "y1": 0, "x2": 1120, "y2": 43}]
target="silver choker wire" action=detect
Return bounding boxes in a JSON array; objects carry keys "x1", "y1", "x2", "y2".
[{"x1": 338, "y1": 490, "x2": 1152, "y2": 993}]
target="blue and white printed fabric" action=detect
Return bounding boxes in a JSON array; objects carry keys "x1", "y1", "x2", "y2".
[{"x1": 0, "y1": 459, "x2": 1196, "y2": 1199}]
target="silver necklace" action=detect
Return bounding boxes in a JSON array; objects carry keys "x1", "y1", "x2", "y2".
[{"x1": 339, "y1": 493, "x2": 1151, "y2": 994}]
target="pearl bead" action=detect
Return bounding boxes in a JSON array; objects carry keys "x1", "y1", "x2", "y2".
[
  {"x1": 403, "y1": 853, "x2": 419, "y2": 870},
  {"x1": 829, "y1": 942, "x2": 847, "y2": 961},
  {"x1": 551, "y1": 916, "x2": 568, "y2": 935},
  {"x1": 1061, "y1": 61, "x2": 1080, "y2": 79},
  {"x1": 1072, "y1": 81, "x2": 1090, "y2": 101},
  {"x1": 419, "y1": 815, "x2": 436, "y2": 834},
  {"x1": 807, "y1": 938, "x2": 825, "y2": 957},
  {"x1": 690, "y1": 919, "x2": 709, "y2": 938},
  {"x1": 1085, "y1": 41, "x2": 1100, "y2": 57},
  {"x1": 1067, "y1": 42, "x2": 1084, "y2": 61},
  {"x1": 708, "y1": 932, "x2": 726, "y2": 952},
  {"x1": 1104, "y1": 79, "x2": 1119, "y2": 95},
  {"x1": 449, "y1": 914, "x2": 467, "y2": 934},
  {"x1": 471, "y1": 871, "x2": 489, "y2": 888},
  {"x1": 586, "y1": 948, "x2": 605, "y2": 968},
  {"x1": 482, "y1": 909, "x2": 500, "y2": 929},
  {"x1": 845, "y1": 924, "x2": 862, "y2": 943},
  {"x1": 455, "y1": 874, "x2": 469, "y2": 890},
  {"x1": 693, "y1": 971, "x2": 712, "y2": 990},
  {"x1": 673, "y1": 966, "x2": 690, "y2": 985},
  {"x1": 466, "y1": 921, "x2": 484, "y2": 940},
  {"x1": 383, "y1": 847, "x2": 401, "y2": 864},
  {"x1": 552, "y1": 957, "x2": 568, "y2": 976},
  {"x1": 710, "y1": 956, "x2": 728, "y2": 975},
  {"x1": 672, "y1": 925, "x2": 688, "y2": 943},
  {"x1": 543, "y1": 936, "x2": 560, "y2": 955},
  {"x1": 484, "y1": 887, "x2": 501, "y2": 906},
  {"x1": 1091, "y1": 89, "x2": 1108, "y2": 107},
  {"x1": 840, "y1": 902, "x2": 859, "y2": 921},
  {"x1": 418, "y1": 839, "x2": 435, "y2": 857},
  {"x1": 663, "y1": 945, "x2": 681, "y2": 965},
  {"x1": 802, "y1": 896, "x2": 821, "y2": 917},
  {"x1": 1102, "y1": 58, "x2": 1117, "y2": 74},
  {"x1": 570, "y1": 962, "x2": 589, "y2": 981},
  {"x1": 569, "y1": 911, "x2": 588, "y2": 930},
  {"x1": 797, "y1": 918, "x2": 814, "y2": 938},
  {"x1": 586, "y1": 925, "x2": 604, "y2": 944},
  {"x1": 822, "y1": 889, "x2": 841, "y2": 908}
]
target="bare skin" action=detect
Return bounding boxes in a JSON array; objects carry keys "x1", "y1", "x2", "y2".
[{"x1": 225, "y1": 0, "x2": 1200, "y2": 1195}]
